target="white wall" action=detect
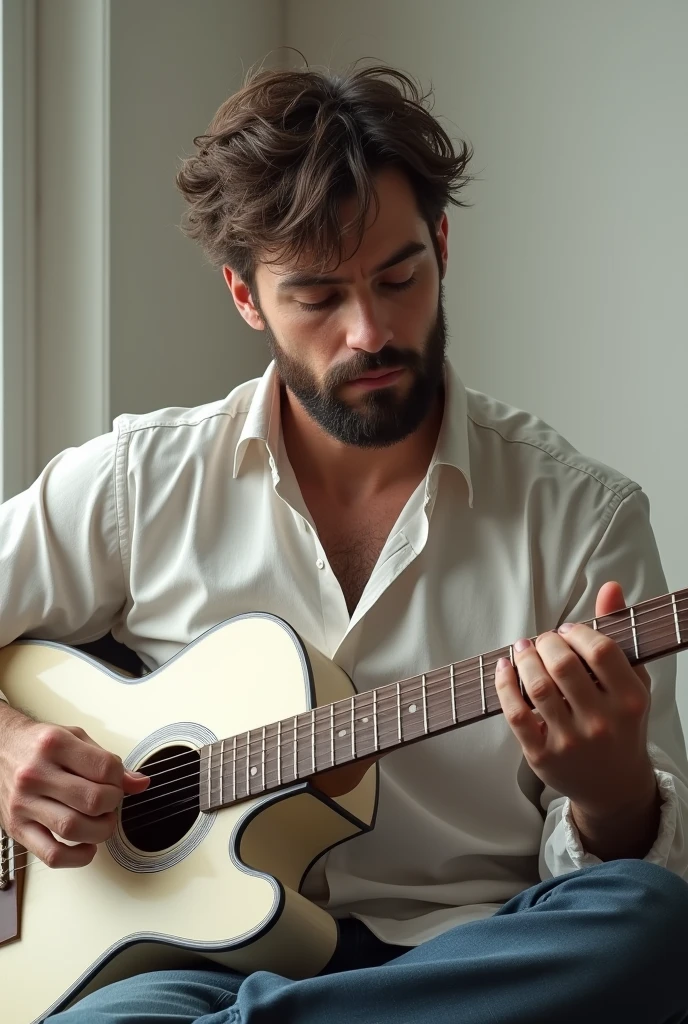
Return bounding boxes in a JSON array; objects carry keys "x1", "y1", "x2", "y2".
[
  {"x1": 36, "y1": 0, "x2": 111, "y2": 465},
  {"x1": 108, "y1": 0, "x2": 282, "y2": 420},
  {"x1": 285, "y1": 0, "x2": 688, "y2": 722},
  {"x1": 1, "y1": 0, "x2": 35, "y2": 502},
  {"x1": 34, "y1": 0, "x2": 282, "y2": 474},
  {"x1": 13, "y1": 2, "x2": 688, "y2": 720}
]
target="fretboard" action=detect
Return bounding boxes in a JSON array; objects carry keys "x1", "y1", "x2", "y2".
[{"x1": 199, "y1": 588, "x2": 688, "y2": 812}]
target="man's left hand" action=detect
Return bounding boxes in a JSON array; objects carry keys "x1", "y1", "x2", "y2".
[{"x1": 495, "y1": 580, "x2": 658, "y2": 821}]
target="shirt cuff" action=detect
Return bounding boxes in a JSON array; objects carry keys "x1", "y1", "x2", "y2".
[{"x1": 561, "y1": 768, "x2": 678, "y2": 869}]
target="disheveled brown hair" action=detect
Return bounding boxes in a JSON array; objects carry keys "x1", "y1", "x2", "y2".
[{"x1": 176, "y1": 59, "x2": 475, "y2": 290}]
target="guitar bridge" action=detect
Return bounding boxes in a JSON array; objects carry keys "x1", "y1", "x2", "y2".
[
  {"x1": 0, "y1": 826, "x2": 23, "y2": 947},
  {"x1": 0, "y1": 828, "x2": 15, "y2": 890}
]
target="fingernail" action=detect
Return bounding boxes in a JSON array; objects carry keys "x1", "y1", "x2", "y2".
[
  {"x1": 496, "y1": 657, "x2": 510, "y2": 672},
  {"x1": 514, "y1": 638, "x2": 531, "y2": 652},
  {"x1": 558, "y1": 622, "x2": 574, "y2": 633},
  {"x1": 127, "y1": 770, "x2": 148, "y2": 780}
]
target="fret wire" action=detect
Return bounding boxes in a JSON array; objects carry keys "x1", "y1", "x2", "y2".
[
  {"x1": 207, "y1": 737, "x2": 212, "y2": 801},
  {"x1": 311, "y1": 712, "x2": 316, "y2": 774},
  {"x1": 330, "y1": 704, "x2": 335, "y2": 767},
  {"x1": 245, "y1": 730, "x2": 250, "y2": 796},
  {"x1": 593, "y1": 617, "x2": 598, "y2": 631},
  {"x1": 510, "y1": 645, "x2": 522, "y2": 700},
  {"x1": 673, "y1": 594, "x2": 682, "y2": 645},
  {"x1": 373, "y1": 690, "x2": 379, "y2": 751},
  {"x1": 293, "y1": 715, "x2": 298, "y2": 781},
  {"x1": 277, "y1": 721, "x2": 282, "y2": 787},
  {"x1": 422, "y1": 674, "x2": 428, "y2": 734},
  {"x1": 351, "y1": 696, "x2": 356, "y2": 759},
  {"x1": 479, "y1": 655, "x2": 486, "y2": 714},
  {"x1": 216, "y1": 603, "x2": 688, "y2": 790},
  {"x1": 223, "y1": 593, "x2": 688, "y2": 792},
  {"x1": 232, "y1": 736, "x2": 237, "y2": 802},
  {"x1": 450, "y1": 663, "x2": 457, "y2": 723},
  {"x1": 630, "y1": 606, "x2": 639, "y2": 661},
  {"x1": 219, "y1": 739, "x2": 225, "y2": 805},
  {"x1": 261, "y1": 726, "x2": 266, "y2": 791}
]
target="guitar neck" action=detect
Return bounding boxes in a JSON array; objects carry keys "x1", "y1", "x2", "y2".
[{"x1": 201, "y1": 588, "x2": 688, "y2": 812}]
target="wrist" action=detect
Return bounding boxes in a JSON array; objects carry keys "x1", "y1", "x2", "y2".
[
  {"x1": 571, "y1": 761, "x2": 658, "y2": 822},
  {"x1": 570, "y1": 772, "x2": 662, "y2": 861}
]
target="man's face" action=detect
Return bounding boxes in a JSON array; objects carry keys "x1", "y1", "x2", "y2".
[{"x1": 231, "y1": 168, "x2": 449, "y2": 448}]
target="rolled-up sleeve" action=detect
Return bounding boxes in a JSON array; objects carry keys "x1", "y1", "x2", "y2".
[
  {"x1": 539, "y1": 486, "x2": 688, "y2": 878},
  {"x1": 0, "y1": 430, "x2": 127, "y2": 702}
]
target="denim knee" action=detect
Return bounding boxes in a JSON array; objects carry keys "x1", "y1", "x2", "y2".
[
  {"x1": 598, "y1": 857, "x2": 688, "y2": 899},
  {"x1": 595, "y1": 858, "x2": 688, "y2": 946}
]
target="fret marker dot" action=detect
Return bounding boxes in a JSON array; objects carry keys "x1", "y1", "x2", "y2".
[
  {"x1": 409, "y1": 703, "x2": 417, "y2": 714},
  {"x1": 338, "y1": 729, "x2": 347, "y2": 737},
  {"x1": 250, "y1": 766, "x2": 258, "y2": 777},
  {"x1": 362, "y1": 717, "x2": 369, "y2": 723}
]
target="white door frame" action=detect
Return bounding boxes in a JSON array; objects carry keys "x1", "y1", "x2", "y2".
[{"x1": 1, "y1": 0, "x2": 36, "y2": 501}]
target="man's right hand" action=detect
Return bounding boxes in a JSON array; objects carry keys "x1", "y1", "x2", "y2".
[{"x1": 0, "y1": 704, "x2": 150, "y2": 868}]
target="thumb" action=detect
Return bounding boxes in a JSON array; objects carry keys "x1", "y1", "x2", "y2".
[
  {"x1": 595, "y1": 580, "x2": 627, "y2": 618},
  {"x1": 595, "y1": 580, "x2": 652, "y2": 693},
  {"x1": 122, "y1": 769, "x2": 150, "y2": 794}
]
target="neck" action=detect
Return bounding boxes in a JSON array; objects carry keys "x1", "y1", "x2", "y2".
[
  {"x1": 199, "y1": 587, "x2": 688, "y2": 813},
  {"x1": 281, "y1": 384, "x2": 444, "y2": 502}
]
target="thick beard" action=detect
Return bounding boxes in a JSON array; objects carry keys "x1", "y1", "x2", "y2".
[{"x1": 258, "y1": 286, "x2": 448, "y2": 449}]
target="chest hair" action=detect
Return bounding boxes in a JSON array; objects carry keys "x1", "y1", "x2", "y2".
[{"x1": 317, "y1": 518, "x2": 396, "y2": 614}]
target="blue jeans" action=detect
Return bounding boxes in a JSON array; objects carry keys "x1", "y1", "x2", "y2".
[{"x1": 50, "y1": 859, "x2": 688, "y2": 1023}]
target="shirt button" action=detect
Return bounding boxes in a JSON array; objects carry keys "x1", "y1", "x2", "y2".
[{"x1": 315, "y1": 558, "x2": 325, "y2": 570}]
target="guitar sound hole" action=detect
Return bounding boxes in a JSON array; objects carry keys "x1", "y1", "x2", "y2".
[{"x1": 120, "y1": 745, "x2": 201, "y2": 853}]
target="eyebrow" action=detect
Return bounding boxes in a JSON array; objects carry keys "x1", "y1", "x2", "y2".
[{"x1": 276, "y1": 240, "x2": 428, "y2": 292}]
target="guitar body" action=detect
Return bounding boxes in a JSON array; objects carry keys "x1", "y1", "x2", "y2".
[{"x1": 0, "y1": 614, "x2": 378, "y2": 1023}]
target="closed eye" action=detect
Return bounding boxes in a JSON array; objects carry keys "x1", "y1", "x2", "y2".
[{"x1": 297, "y1": 275, "x2": 418, "y2": 313}]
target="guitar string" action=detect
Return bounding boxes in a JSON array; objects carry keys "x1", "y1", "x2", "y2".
[
  {"x1": 52, "y1": 596, "x2": 688, "y2": 789},
  {"x1": 7, "y1": 607, "x2": 683, "y2": 876},
  {"x1": 26, "y1": 596, "x2": 681, "y2": 789},
  {"x1": 6, "y1": 613, "x2": 684, "y2": 877},
  {"x1": 125, "y1": 600, "x2": 688, "y2": 796},
  {"x1": 6, "y1": 607, "x2": 685, "y2": 869},
  {"x1": 13, "y1": 603, "x2": 681, "y2": 837},
  {"x1": 113, "y1": 614, "x2": 668, "y2": 832}
]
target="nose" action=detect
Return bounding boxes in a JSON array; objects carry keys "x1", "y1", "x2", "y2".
[{"x1": 345, "y1": 294, "x2": 393, "y2": 354}]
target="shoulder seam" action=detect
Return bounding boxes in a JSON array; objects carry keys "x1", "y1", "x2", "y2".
[
  {"x1": 467, "y1": 411, "x2": 639, "y2": 502},
  {"x1": 116, "y1": 407, "x2": 244, "y2": 438},
  {"x1": 113, "y1": 425, "x2": 132, "y2": 587},
  {"x1": 597, "y1": 483, "x2": 642, "y2": 536}
]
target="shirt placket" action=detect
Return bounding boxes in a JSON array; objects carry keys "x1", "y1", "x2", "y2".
[
  {"x1": 339, "y1": 471, "x2": 440, "y2": 647},
  {"x1": 270, "y1": 444, "x2": 351, "y2": 656}
]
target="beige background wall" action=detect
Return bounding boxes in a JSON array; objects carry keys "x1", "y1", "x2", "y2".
[
  {"x1": 33, "y1": 0, "x2": 281, "y2": 472},
  {"x1": 6, "y1": 0, "x2": 688, "y2": 721},
  {"x1": 285, "y1": 0, "x2": 688, "y2": 722},
  {"x1": 108, "y1": 0, "x2": 281, "y2": 419}
]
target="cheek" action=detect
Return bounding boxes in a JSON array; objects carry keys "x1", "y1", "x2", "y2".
[
  {"x1": 395, "y1": 280, "x2": 438, "y2": 338},
  {"x1": 275, "y1": 317, "x2": 342, "y2": 377},
  {"x1": 285, "y1": 309, "x2": 346, "y2": 359}
]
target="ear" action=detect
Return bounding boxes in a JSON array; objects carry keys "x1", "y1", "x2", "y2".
[
  {"x1": 435, "y1": 213, "x2": 449, "y2": 278},
  {"x1": 222, "y1": 266, "x2": 265, "y2": 331}
]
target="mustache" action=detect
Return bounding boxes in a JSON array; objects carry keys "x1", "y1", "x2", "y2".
[{"x1": 325, "y1": 347, "x2": 422, "y2": 389}]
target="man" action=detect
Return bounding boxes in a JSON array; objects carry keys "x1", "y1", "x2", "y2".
[{"x1": 1, "y1": 62, "x2": 688, "y2": 1023}]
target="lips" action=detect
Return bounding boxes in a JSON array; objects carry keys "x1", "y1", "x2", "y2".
[{"x1": 352, "y1": 367, "x2": 403, "y2": 382}]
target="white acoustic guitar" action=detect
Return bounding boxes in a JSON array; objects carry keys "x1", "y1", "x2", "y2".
[{"x1": 1, "y1": 591, "x2": 687, "y2": 1022}]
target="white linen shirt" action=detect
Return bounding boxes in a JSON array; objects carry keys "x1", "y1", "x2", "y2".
[{"x1": 1, "y1": 359, "x2": 687, "y2": 946}]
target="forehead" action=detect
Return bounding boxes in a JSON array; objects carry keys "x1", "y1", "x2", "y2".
[{"x1": 259, "y1": 167, "x2": 428, "y2": 288}]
